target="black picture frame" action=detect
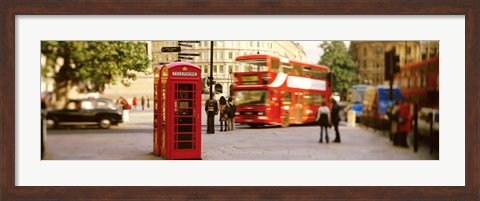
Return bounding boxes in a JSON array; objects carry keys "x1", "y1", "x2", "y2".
[{"x1": 1, "y1": 1, "x2": 478, "y2": 200}]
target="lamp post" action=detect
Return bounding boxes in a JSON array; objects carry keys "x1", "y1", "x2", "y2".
[{"x1": 206, "y1": 41, "x2": 216, "y2": 134}]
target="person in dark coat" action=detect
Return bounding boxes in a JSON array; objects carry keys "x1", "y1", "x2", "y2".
[
  {"x1": 315, "y1": 101, "x2": 331, "y2": 143},
  {"x1": 141, "y1": 96, "x2": 145, "y2": 110},
  {"x1": 218, "y1": 96, "x2": 228, "y2": 131},
  {"x1": 331, "y1": 99, "x2": 341, "y2": 143},
  {"x1": 205, "y1": 97, "x2": 218, "y2": 134}
]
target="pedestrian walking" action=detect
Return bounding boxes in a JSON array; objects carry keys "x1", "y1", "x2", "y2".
[
  {"x1": 315, "y1": 101, "x2": 331, "y2": 143},
  {"x1": 147, "y1": 97, "x2": 150, "y2": 108},
  {"x1": 116, "y1": 97, "x2": 130, "y2": 122},
  {"x1": 398, "y1": 101, "x2": 411, "y2": 148},
  {"x1": 227, "y1": 96, "x2": 236, "y2": 131},
  {"x1": 116, "y1": 97, "x2": 124, "y2": 114},
  {"x1": 331, "y1": 99, "x2": 341, "y2": 143},
  {"x1": 218, "y1": 96, "x2": 229, "y2": 132},
  {"x1": 132, "y1": 97, "x2": 137, "y2": 110},
  {"x1": 141, "y1": 96, "x2": 145, "y2": 110}
]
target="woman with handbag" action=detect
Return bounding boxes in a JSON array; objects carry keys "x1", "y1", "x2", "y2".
[{"x1": 315, "y1": 101, "x2": 331, "y2": 143}]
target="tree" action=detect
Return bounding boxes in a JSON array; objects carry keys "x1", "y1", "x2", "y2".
[
  {"x1": 41, "y1": 41, "x2": 151, "y2": 105},
  {"x1": 318, "y1": 41, "x2": 356, "y2": 100}
]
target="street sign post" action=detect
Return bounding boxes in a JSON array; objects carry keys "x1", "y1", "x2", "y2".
[{"x1": 161, "y1": 47, "x2": 181, "y2": 52}]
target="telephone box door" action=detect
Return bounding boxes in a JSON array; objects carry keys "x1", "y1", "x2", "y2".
[{"x1": 168, "y1": 81, "x2": 201, "y2": 159}]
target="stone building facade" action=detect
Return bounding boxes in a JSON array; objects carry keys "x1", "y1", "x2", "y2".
[
  {"x1": 349, "y1": 41, "x2": 423, "y2": 85},
  {"x1": 151, "y1": 41, "x2": 307, "y2": 96}
]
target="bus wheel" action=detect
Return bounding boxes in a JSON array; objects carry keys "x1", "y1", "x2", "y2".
[{"x1": 282, "y1": 113, "x2": 290, "y2": 127}]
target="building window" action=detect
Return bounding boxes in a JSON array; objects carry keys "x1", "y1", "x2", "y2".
[
  {"x1": 375, "y1": 47, "x2": 382, "y2": 55},
  {"x1": 363, "y1": 47, "x2": 367, "y2": 56},
  {"x1": 363, "y1": 60, "x2": 367, "y2": 69},
  {"x1": 406, "y1": 46, "x2": 411, "y2": 55},
  {"x1": 228, "y1": 65, "x2": 233, "y2": 73},
  {"x1": 235, "y1": 65, "x2": 239, "y2": 72},
  {"x1": 203, "y1": 66, "x2": 208, "y2": 74},
  {"x1": 213, "y1": 65, "x2": 217, "y2": 73},
  {"x1": 228, "y1": 52, "x2": 233, "y2": 59},
  {"x1": 219, "y1": 65, "x2": 224, "y2": 74},
  {"x1": 219, "y1": 52, "x2": 224, "y2": 59}
]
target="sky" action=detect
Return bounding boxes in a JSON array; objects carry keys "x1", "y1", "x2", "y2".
[{"x1": 296, "y1": 41, "x2": 350, "y2": 64}]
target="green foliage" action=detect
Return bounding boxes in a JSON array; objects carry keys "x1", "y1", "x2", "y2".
[
  {"x1": 41, "y1": 41, "x2": 151, "y2": 93},
  {"x1": 318, "y1": 41, "x2": 356, "y2": 97}
]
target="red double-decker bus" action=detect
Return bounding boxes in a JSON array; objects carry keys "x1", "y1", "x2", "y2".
[
  {"x1": 395, "y1": 56, "x2": 439, "y2": 109},
  {"x1": 395, "y1": 56, "x2": 439, "y2": 138},
  {"x1": 232, "y1": 54, "x2": 331, "y2": 127}
]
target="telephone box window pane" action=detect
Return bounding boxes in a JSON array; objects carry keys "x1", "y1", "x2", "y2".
[
  {"x1": 177, "y1": 109, "x2": 192, "y2": 116},
  {"x1": 177, "y1": 134, "x2": 193, "y2": 141},
  {"x1": 178, "y1": 84, "x2": 193, "y2": 91},
  {"x1": 178, "y1": 100, "x2": 191, "y2": 108},
  {"x1": 177, "y1": 125, "x2": 193, "y2": 132},
  {"x1": 177, "y1": 92, "x2": 193, "y2": 99},
  {"x1": 178, "y1": 142, "x2": 193, "y2": 149},
  {"x1": 177, "y1": 117, "x2": 193, "y2": 124}
]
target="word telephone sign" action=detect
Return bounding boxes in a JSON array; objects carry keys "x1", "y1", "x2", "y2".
[{"x1": 153, "y1": 62, "x2": 202, "y2": 160}]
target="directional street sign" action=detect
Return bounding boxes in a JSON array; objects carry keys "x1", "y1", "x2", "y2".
[
  {"x1": 178, "y1": 56, "x2": 194, "y2": 60},
  {"x1": 178, "y1": 53, "x2": 201, "y2": 57},
  {"x1": 178, "y1": 43, "x2": 193, "y2": 47},
  {"x1": 161, "y1": 47, "x2": 181, "y2": 52},
  {"x1": 178, "y1": 41, "x2": 201, "y2": 43}
]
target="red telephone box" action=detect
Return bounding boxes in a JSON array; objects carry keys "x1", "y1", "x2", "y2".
[{"x1": 153, "y1": 62, "x2": 202, "y2": 160}]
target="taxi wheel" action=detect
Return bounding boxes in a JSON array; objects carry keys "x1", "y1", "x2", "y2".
[
  {"x1": 282, "y1": 113, "x2": 290, "y2": 127},
  {"x1": 46, "y1": 118, "x2": 57, "y2": 129},
  {"x1": 98, "y1": 118, "x2": 112, "y2": 129}
]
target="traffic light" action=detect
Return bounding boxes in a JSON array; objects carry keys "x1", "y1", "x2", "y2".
[
  {"x1": 384, "y1": 50, "x2": 392, "y2": 80},
  {"x1": 392, "y1": 54, "x2": 400, "y2": 74},
  {"x1": 384, "y1": 48, "x2": 400, "y2": 80}
]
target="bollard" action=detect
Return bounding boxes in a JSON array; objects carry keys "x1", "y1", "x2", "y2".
[{"x1": 347, "y1": 110, "x2": 356, "y2": 127}]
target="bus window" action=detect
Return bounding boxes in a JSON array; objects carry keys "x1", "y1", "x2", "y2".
[
  {"x1": 234, "y1": 90, "x2": 269, "y2": 106},
  {"x1": 312, "y1": 94, "x2": 324, "y2": 106},
  {"x1": 304, "y1": 93, "x2": 313, "y2": 105},
  {"x1": 293, "y1": 65, "x2": 302, "y2": 76},
  {"x1": 281, "y1": 92, "x2": 292, "y2": 105},
  {"x1": 271, "y1": 60, "x2": 280, "y2": 73},
  {"x1": 311, "y1": 68, "x2": 328, "y2": 79},
  {"x1": 303, "y1": 67, "x2": 312, "y2": 77},
  {"x1": 281, "y1": 63, "x2": 293, "y2": 74},
  {"x1": 239, "y1": 59, "x2": 268, "y2": 72}
]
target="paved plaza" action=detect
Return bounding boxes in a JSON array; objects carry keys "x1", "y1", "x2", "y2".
[{"x1": 43, "y1": 109, "x2": 437, "y2": 160}]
